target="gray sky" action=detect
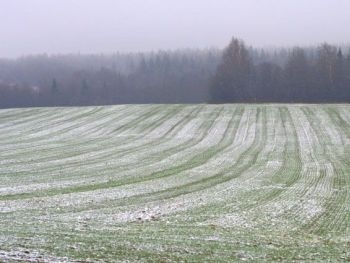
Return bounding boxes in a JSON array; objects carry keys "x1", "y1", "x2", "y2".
[{"x1": 1, "y1": 0, "x2": 350, "y2": 58}]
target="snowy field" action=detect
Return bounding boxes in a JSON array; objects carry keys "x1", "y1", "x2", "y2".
[{"x1": 0, "y1": 104, "x2": 349, "y2": 262}]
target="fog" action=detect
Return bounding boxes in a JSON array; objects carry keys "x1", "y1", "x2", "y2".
[{"x1": 1, "y1": 0, "x2": 350, "y2": 58}]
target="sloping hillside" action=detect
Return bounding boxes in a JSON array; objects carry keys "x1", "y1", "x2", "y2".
[{"x1": 0, "y1": 105, "x2": 349, "y2": 262}]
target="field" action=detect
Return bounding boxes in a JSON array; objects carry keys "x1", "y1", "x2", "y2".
[{"x1": 0, "y1": 104, "x2": 349, "y2": 262}]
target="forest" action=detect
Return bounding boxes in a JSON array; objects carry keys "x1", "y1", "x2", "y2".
[{"x1": 0, "y1": 37, "x2": 349, "y2": 108}]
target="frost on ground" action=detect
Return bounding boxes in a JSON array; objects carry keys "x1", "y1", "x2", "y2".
[
  {"x1": 0, "y1": 104, "x2": 349, "y2": 262},
  {"x1": 0, "y1": 250, "x2": 76, "y2": 263}
]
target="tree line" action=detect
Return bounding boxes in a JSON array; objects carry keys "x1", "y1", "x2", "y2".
[
  {"x1": 211, "y1": 38, "x2": 350, "y2": 103},
  {"x1": 0, "y1": 38, "x2": 349, "y2": 108},
  {"x1": 0, "y1": 50, "x2": 220, "y2": 107}
]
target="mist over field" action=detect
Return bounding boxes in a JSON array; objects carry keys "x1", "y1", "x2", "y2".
[
  {"x1": 1, "y1": 1, "x2": 350, "y2": 262},
  {"x1": 1, "y1": 0, "x2": 350, "y2": 106}
]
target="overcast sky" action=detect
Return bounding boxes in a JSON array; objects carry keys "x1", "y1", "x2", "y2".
[{"x1": 1, "y1": 0, "x2": 350, "y2": 58}]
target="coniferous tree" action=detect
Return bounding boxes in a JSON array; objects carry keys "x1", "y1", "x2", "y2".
[
  {"x1": 284, "y1": 47, "x2": 310, "y2": 101},
  {"x1": 210, "y1": 37, "x2": 252, "y2": 102},
  {"x1": 51, "y1": 78, "x2": 59, "y2": 106},
  {"x1": 334, "y1": 48, "x2": 345, "y2": 100},
  {"x1": 316, "y1": 44, "x2": 338, "y2": 101},
  {"x1": 51, "y1": 78, "x2": 58, "y2": 95}
]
